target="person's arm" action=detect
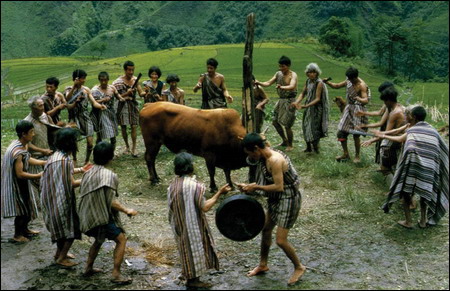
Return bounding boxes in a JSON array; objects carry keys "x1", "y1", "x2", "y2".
[
  {"x1": 86, "y1": 88, "x2": 106, "y2": 110},
  {"x1": 277, "y1": 72, "x2": 297, "y2": 91},
  {"x1": 355, "y1": 84, "x2": 369, "y2": 105},
  {"x1": 221, "y1": 76, "x2": 233, "y2": 103},
  {"x1": 372, "y1": 123, "x2": 409, "y2": 136},
  {"x1": 113, "y1": 86, "x2": 126, "y2": 102},
  {"x1": 374, "y1": 131, "x2": 407, "y2": 143},
  {"x1": 358, "y1": 109, "x2": 389, "y2": 130},
  {"x1": 324, "y1": 79, "x2": 346, "y2": 89},
  {"x1": 179, "y1": 89, "x2": 185, "y2": 105},
  {"x1": 28, "y1": 143, "x2": 53, "y2": 156},
  {"x1": 292, "y1": 84, "x2": 307, "y2": 109},
  {"x1": 29, "y1": 157, "x2": 47, "y2": 166},
  {"x1": 357, "y1": 105, "x2": 386, "y2": 117},
  {"x1": 202, "y1": 184, "x2": 231, "y2": 212},
  {"x1": 255, "y1": 87, "x2": 269, "y2": 110},
  {"x1": 111, "y1": 199, "x2": 138, "y2": 217},
  {"x1": 65, "y1": 86, "x2": 79, "y2": 110},
  {"x1": 14, "y1": 156, "x2": 42, "y2": 180},
  {"x1": 193, "y1": 75, "x2": 205, "y2": 92},
  {"x1": 238, "y1": 158, "x2": 285, "y2": 193},
  {"x1": 302, "y1": 82, "x2": 323, "y2": 108},
  {"x1": 255, "y1": 73, "x2": 277, "y2": 87},
  {"x1": 45, "y1": 100, "x2": 66, "y2": 117}
]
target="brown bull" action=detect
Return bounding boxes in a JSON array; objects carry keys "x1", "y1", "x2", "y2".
[{"x1": 139, "y1": 102, "x2": 248, "y2": 191}]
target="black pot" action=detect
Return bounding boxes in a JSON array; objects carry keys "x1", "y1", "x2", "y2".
[{"x1": 215, "y1": 194, "x2": 265, "y2": 241}]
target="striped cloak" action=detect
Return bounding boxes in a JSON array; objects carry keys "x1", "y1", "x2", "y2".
[
  {"x1": 113, "y1": 76, "x2": 139, "y2": 126},
  {"x1": 200, "y1": 73, "x2": 227, "y2": 109},
  {"x1": 167, "y1": 176, "x2": 219, "y2": 279},
  {"x1": 273, "y1": 71, "x2": 297, "y2": 128},
  {"x1": 64, "y1": 86, "x2": 94, "y2": 136},
  {"x1": 302, "y1": 78, "x2": 329, "y2": 142},
  {"x1": 1, "y1": 140, "x2": 38, "y2": 220},
  {"x1": 337, "y1": 80, "x2": 371, "y2": 133},
  {"x1": 40, "y1": 151, "x2": 81, "y2": 242},
  {"x1": 90, "y1": 85, "x2": 119, "y2": 139},
  {"x1": 78, "y1": 165, "x2": 122, "y2": 236},
  {"x1": 382, "y1": 122, "x2": 449, "y2": 224}
]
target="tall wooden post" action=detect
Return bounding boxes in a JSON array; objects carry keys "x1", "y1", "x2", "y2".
[{"x1": 242, "y1": 13, "x2": 255, "y2": 133}]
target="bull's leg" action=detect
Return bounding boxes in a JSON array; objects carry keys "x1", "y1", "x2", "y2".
[
  {"x1": 223, "y1": 168, "x2": 234, "y2": 190},
  {"x1": 144, "y1": 142, "x2": 162, "y2": 185},
  {"x1": 205, "y1": 157, "x2": 218, "y2": 193}
]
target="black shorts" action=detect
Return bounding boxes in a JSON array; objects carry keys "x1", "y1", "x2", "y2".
[
  {"x1": 337, "y1": 130, "x2": 360, "y2": 141},
  {"x1": 85, "y1": 222, "x2": 123, "y2": 242}
]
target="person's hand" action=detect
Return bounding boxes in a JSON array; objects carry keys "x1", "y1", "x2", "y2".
[
  {"x1": 371, "y1": 129, "x2": 382, "y2": 137},
  {"x1": 219, "y1": 184, "x2": 232, "y2": 195},
  {"x1": 126, "y1": 208, "x2": 138, "y2": 217},
  {"x1": 361, "y1": 139, "x2": 374, "y2": 147},
  {"x1": 103, "y1": 97, "x2": 111, "y2": 103},
  {"x1": 355, "y1": 110, "x2": 365, "y2": 117},
  {"x1": 119, "y1": 97, "x2": 126, "y2": 102},
  {"x1": 237, "y1": 182, "x2": 257, "y2": 193},
  {"x1": 100, "y1": 105, "x2": 107, "y2": 110},
  {"x1": 59, "y1": 103, "x2": 67, "y2": 110},
  {"x1": 42, "y1": 149, "x2": 53, "y2": 156},
  {"x1": 276, "y1": 84, "x2": 281, "y2": 89},
  {"x1": 226, "y1": 95, "x2": 233, "y2": 103},
  {"x1": 256, "y1": 104, "x2": 264, "y2": 111}
]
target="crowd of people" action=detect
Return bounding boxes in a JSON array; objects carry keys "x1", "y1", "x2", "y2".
[{"x1": 1, "y1": 56, "x2": 448, "y2": 287}]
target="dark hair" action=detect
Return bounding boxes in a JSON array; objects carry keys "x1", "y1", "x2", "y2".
[
  {"x1": 72, "y1": 69, "x2": 87, "y2": 81},
  {"x1": 98, "y1": 71, "x2": 109, "y2": 80},
  {"x1": 148, "y1": 66, "x2": 162, "y2": 78},
  {"x1": 278, "y1": 55, "x2": 291, "y2": 66},
  {"x1": 16, "y1": 120, "x2": 34, "y2": 138},
  {"x1": 46, "y1": 77, "x2": 60, "y2": 87},
  {"x1": 123, "y1": 60, "x2": 135, "y2": 70},
  {"x1": 345, "y1": 67, "x2": 359, "y2": 79},
  {"x1": 380, "y1": 86, "x2": 398, "y2": 103},
  {"x1": 174, "y1": 152, "x2": 194, "y2": 176},
  {"x1": 54, "y1": 128, "x2": 79, "y2": 154},
  {"x1": 378, "y1": 81, "x2": 394, "y2": 93},
  {"x1": 242, "y1": 132, "x2": 266, "y2": 152},
  {"x1": 206, "y1": 58, "x2": 218, "y2": 68},
  {"x1": 93, "y1": 141, "x2": 114, "y2": 165},
  {"x1": 166, "y1": 73, "x2": 180, "y2": 83},
  {"x1": 411, "y1": 106, "x2": 427, "y2": 122}
]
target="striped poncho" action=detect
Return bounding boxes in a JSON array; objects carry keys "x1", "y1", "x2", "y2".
[
  {"x1": 78, "y1": 165, "x2": 122, "y2": 235},
  {"x1": 1, "y1": 140, "x2": 38, "y2": 220},
  {"x1": 40, "y1": 151, "x2": 81, "y2": 242},
  {"x1": 302, "y1": 78, "x2": 329, "y2": 142},
  {"x1": 167, "y1": 176, "x2": 219, "y2": 279},
  {"x1": 337, "y1": 80, "x2": 371, "y2": 134},
  {"x1": 382, "y1": 122, "x2": 449, "y2": 224},
  {"x1": 113, "y1": 76, "x2": 139, "y2": 126}
]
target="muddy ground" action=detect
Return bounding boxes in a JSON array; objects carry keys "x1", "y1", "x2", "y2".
[{"x1": 1, "y1": 123, "x2": 449, "y2": 290}]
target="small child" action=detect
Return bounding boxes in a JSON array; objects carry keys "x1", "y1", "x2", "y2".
[{"x1": 78, "y1": 141, "x2": 137, "y2": 284}]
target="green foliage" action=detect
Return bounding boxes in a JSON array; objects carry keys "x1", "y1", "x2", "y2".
[{"x1": 319, "y1": 17, "x2": 354, "y2": 57}]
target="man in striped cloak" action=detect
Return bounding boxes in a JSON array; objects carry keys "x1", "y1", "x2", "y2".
[
  {"x1": 325, "y1": 67, "x2": 370, "y2": 163},
  {"x1": 1, "y1": 120, "x2": 46, "y2": 242},
  {"x1": 255, "y1": 56, "x2": 298, "y2": 151},
  {"x1": 168, "y1": 152, "x2": 231, "y2": 288},
  {"x1": 378, "y1": 106, "x2": 449, "y2": 228},
  {"x1": 78, "y1": 142, "x2": 137, "y2": 284},
  {"x1": 238, "y1": 133, "x2": 306, "y2": 286}
]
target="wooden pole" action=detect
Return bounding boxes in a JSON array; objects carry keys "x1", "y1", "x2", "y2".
[{"x1": 242, "y1": 13, "x2": 255, "y2": 133}]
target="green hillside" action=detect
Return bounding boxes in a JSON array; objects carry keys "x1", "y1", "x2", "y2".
[{"x1": 1, "y1": 43, "x2": 448, "y2": 129}]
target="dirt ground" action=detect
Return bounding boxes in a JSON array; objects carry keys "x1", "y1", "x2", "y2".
[{"x1": 1, "y1": 124, "x2": 449, "y2": 290}]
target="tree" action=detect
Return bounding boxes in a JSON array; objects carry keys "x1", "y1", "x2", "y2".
[{"x1": 319, "y1": 16, "x2": 353, "y2": 57}]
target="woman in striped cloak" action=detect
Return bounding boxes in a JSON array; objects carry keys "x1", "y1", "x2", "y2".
[
  {"x1": 378, "y1": 106, "x2": 449, "y2": 228},
  {"x1": 292, "y1": 63, "x2": 329, "y2": 153},
  {"x1": 40, "y1": 128, "x2": 84, "y2": 267},
  {"x1": 167, "y1": 152, "x2": 231, "y2": 288},
  {"x1": 1, "y1": 120, "x2": 46, "y2": 242}
]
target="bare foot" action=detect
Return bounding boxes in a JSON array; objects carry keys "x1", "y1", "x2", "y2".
[
  {"x1": 285, "y1": 146, "x2": 294, "y2": 152},
  {"x1": 247, "y1": 265, "x2": 269, "y2": 277},
  {"x1": 54, "y1": 253, "x2": 75, "y2": 261},
  {"x1": 56, "y1": 259, "x2": 79, "y2": 268},
  {"x1": 83, "y1": 268, "x2": 103, "y2": 277},
  {"x1": 418, "y1": 220, "x2": 427, "y2": 228},
  {"x1": 12, "y1": 236, "x2": 30, "y2": 243},
  {"x1": 25, "y1": 229, "x2": 40, "y2": 236},
  {"x1": 288, "y1": 265, "x2": 306, "y2": 286},
  {"x1": 335, "y1": 155, "x2": 349, "y2": 162},
  {"x1": 110, "y1": 275, "x2": 132, "y2": 285},
  {"x1": 123, "y1": 148, "x2": 131, "y2": 155},
  {"x1": 353, "y1": 157, "x2": 361, "y2": 164},
  {"x1": 398, "y1": 220, "x2": 413, "y2": 229}
]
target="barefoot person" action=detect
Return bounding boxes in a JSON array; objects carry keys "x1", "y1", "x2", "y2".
[
  {"x1": 1, "y1": 120, "x2": 46, "y2": 242},
  {"x1": 292, "y1": 63, "x2": 329, "y2": 153},
  {"x1": 255, "y1": 56, "x2": 298, "y2": 151},
  {"x1": 168, "y1": 152, "x2": 231, "y2": 288},
  {"x1": 40, "y1": 128, "x2": 86, "y2": 267},
  {"x1": 41, "y1": 77, "x2": 67, "y2": 125},
  {"x1": 193, "y1": 58, "x2": 233, "y2": 109},
  {"x1": 325, "y1": 67, "x2": 370, "y2": 163},
  {"x1": 237, "y1": 133, "x2": 306, "y2": 286},
  {"x1": 378, "y1": 106, "x2": 449, "y2": 229},
  {"x1": 112, "y1": 61, "x2": 145, "y2": 157},
  {"x1": 162, "y1": 74, "x2": 185, "y2": 104},
  {"x1": 78, "y1": 142, "x2": 137, "y2": 284}
]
